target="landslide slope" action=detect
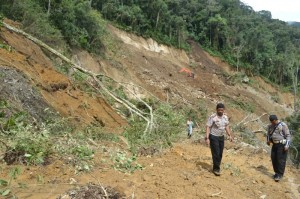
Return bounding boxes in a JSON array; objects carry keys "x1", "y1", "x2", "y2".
[
  {"x1": 0, "y1": 21, "x2": 127, "y2": 131},
  {"x1": 0, "y1": 20, "x2": 299, "y2": 199}
]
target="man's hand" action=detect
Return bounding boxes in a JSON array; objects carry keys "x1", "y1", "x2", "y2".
[
  {"x1": 228, "y1": 135, "x2": 233, "y2": 142},
  {"x1": 284, "y1": 146, "x2": 289, "y2": 151},
  {"x1": 205, "y1": 138, "x2": 210, "y2": 145}
]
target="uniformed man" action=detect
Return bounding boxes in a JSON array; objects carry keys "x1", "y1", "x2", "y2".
[
  {"x1": 267, "y1": 115, "x2": 291, "y2": 182},
  {"x1": 205, "y1": 103, "x2": 233, "y2": 176}
]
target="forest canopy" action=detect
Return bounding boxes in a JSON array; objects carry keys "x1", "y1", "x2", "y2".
[{"x1": 1, "y1": 0, "x2": 300, "y2": 87}]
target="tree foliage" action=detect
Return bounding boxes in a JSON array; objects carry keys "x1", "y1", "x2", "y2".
[
  {"x1": 90, "y1": 0, "x2": 300, "y2": 87},
  {"x1": 286, "y1": 113, "x2": 300, "y2": 166},
  {"x1": 0, "y1": 0, "x2": 107, "y2": 53},
  {"x1": 1, "y1": 0, "x2": 300, "y2": 86}
]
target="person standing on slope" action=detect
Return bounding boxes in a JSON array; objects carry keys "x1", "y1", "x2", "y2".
[
  {"x1": 267, "y1": 115, "x2": 291, "y2": 182},
  {"x1": 205, "y1": 103, "x2": 233, "y2": 176},
  {"x1": 187, "y1": 117, "x2": 194, "y2": 138}
]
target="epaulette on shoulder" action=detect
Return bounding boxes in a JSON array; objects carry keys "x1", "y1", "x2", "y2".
[
  {"x1": 280, "y1": 122, "x2": 287, "y2": 126},
  {"x1": 210, "y1": 113, "x2": 217, "y2": 118}
]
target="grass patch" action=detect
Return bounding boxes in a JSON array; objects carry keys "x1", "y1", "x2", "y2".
[
  {"x1": 223, "y1": 162, "x2": 241, "y2": 176},
  {"x1": 219, "y1": 95, "x2": 255, "y2": 113}
]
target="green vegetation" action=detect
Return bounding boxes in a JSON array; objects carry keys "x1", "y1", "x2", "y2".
[
  {"x1": 0, "y1": 167, "x2": 21, "y2": 197},
  {"x1": 234, "y1": 125, "x2": 262, "y2": 147},
  {"x1": 0, "y1": 41, "x2": 11, "y2": 52},
  {"x1": 111, "y1": 151, "x2": 143, "y2": 173},
  {"x1": 271, "y1": 95, "x2": 280, "y2": 103},
  {"x1": 0, "y1": 95, "x2": 187, "y2": 167},
  {"x1": 0, "y1": 0, "x2": 107, "y2": 53},
  {"x1": 223, "y1": 162, "x2": 241, "y2": 176},
  {"x1": 123, "y1": 103, "x2": 185, "y2": 153},
  {"x1": 285, "y1": 113, "x2": 300, "y2": 167},
  {"x1": 219, "y1": 94, "x2": 255, "y2": 113}
]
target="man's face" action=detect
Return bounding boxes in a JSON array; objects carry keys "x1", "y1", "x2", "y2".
[
  {"x1": 270, "y1": 120, "x2": 277, "y2": 125},
  {"x1": 217, "y1": 108, "x2": 224, "y2": 116}
]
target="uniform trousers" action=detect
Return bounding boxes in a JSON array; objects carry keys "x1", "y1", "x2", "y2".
[
  {"x1": 209, "y1": 134, "x2": 224, "y2": 172},
  {"x1": 271, "y1": 143, "x2": 288, "y2": 177}
]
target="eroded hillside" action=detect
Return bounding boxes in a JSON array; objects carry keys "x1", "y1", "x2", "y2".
[
  {"x1": 75, "y1": 25, "x2": 294, "y2": 129},
  {"x1": 0, "y1": 20, "x2": 126, "y2": 131},
  {"x1": 0, "y1": 20, "x2": 299, "y2": 199}
]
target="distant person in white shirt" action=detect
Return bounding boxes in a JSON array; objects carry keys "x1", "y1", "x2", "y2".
[{"x1": 187, "y1": 117, "x2": 194, "y2": 138}]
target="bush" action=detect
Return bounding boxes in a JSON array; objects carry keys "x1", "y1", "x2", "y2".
[
  {"x1": 6, "y1": 126, "x2": 52, "y2": 165},
  {"x1": 285, "y1": 113, "x2": 300, "y2": 167}
]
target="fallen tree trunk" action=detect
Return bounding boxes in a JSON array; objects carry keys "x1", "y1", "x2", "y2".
[{"x1": 2, "y1": 22, "x2": 154, "y2": 133}]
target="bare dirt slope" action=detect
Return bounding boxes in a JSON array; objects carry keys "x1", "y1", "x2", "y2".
[
  {"x1": 0, "y1": 21, "x2": 126, "y2": 131},
  {"x1": 0, "y1": 20, "x2": 299, "y2": 199},
  {"x1": 79, "y1": 25, "x2": 293, "y2": 127}
]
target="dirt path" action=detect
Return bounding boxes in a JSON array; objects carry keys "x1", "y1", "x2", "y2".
[{"x1": 3, "y1": 134, "x2": 299, "y2": 199}]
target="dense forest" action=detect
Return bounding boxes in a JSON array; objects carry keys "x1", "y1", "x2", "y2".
[{"x1": 1, "y1": 0, "x2": 300, "y2": 88}]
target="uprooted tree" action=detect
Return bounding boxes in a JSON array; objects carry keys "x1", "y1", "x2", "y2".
[{"x1": 1, "y1": 21, "x2": 154, "y2": 134}]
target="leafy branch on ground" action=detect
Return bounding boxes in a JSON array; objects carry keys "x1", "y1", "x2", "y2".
[
  {"x1": 111, "y1": 151, "x2": 143, "y2": 173},
  {"x1": 0, "y1": 167, "x2": 22, "y2": 197}
]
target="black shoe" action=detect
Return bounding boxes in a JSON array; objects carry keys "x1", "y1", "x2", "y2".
[
  {"x1": 213, "y1": 170, "x2": 221, "y2": 176},
  {"x1": 273, "y1": 173, "x2": 278, "y2": 179},
  {"x1": 274, "y1": 175, "x2": 282, "y2": 182}
]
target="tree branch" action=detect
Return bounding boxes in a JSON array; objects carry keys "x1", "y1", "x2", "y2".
[{"x1": 2, "y1": 22, "x2": 154, "y2": 133}]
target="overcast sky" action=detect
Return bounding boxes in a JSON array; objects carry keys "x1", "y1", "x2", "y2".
[{"x1": 241, "y1": 0, "x2": 300, "y2": 22}]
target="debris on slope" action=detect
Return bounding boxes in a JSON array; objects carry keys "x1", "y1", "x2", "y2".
[
  {"x1": 0, "y1": 21, "x2": 127, "y2": 130},
  {"x1": 0, "y1": 67, "x2": 58, "y2": 122},
  {"x1": 57, "y1": 183, "x2": 126, "y2": 199}
]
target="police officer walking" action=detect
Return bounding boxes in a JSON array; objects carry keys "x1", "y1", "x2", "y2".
[
  {"x1": 205, "y1": 103, "x2": 233, "y2": 176},
  {"x1": 267, "y1": 115, "x2": 291, "y2": 182}
]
